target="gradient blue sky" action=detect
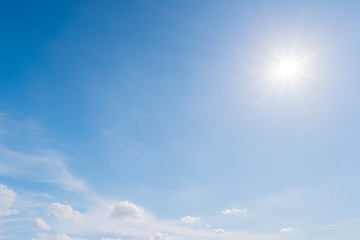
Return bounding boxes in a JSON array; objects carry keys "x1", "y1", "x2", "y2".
[{"x1": 1, "y1": 1, "x2": 360, "y2": 240}]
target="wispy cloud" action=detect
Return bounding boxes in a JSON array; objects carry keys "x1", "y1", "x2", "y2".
[
  {"x1": 265, "y1": 188, "x2": 310, "y2": 209},
  {"x1": 0, "y1": 147, "x2": 87, "y2": 191},
  {"x1": 148, "y1": 232, "x2": 169, "y2": 240},
  {"x1": 0, "y1": 113, "x2": 275, "y2": 240},
  {"x1": 279, "y1": 227, "x2": 297, "y2": 233},
  {"x1": 101, "y1": 238, "x2": 123, "y2": 240},
  {"x1": 0, "y1": 114, "x2": 88, "y2": 192},
  {"x1": 214, "y1": 228, "x2": 224, "y2": 234},
  {"x1": 180, "y1": 216, "x2": 201, "y2": 224},
  {"x1": 221, "y1": 208, "x2": 248, "y2": 215},
  {"x1": 312, "y1": 218, "x2": 360, "y2": 231},
  {"x1": 32, "y1": 233, "x2": 87, "y2": 240}
]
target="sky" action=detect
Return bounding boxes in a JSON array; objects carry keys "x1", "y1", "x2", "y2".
[{"x1": 1, "y1": 0, "x2": 360, "y2": 240}]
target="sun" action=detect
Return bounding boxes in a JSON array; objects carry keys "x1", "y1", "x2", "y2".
[
  {"x1": 273, "y1": 58, "x2": 301, "y2": 80},
  {"x1": 259, "y1": 42, "x2": 320, "y2": 92}
]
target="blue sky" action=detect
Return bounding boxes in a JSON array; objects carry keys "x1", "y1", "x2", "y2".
[{"x1": 1, "y1": 1, "x2": 360, "y2": 240}]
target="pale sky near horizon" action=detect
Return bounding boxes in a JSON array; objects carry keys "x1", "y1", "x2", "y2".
[{"x1": 1, "y1": 1, "x2": 360, "y2": 240}]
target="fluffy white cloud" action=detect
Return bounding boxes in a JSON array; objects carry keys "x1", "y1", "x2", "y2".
[
  {"x1": 221, "y1": 208, "x2": 248, "y2": 215},
  {"x1": 109, "y1": 201, "x2": 145, "y2": 223},
  {"x1": 180, "y1": 216, "x2": 201, "y2": 224},
  {"x1": 0, "y1": 184, "x2": 18, "y2": 217},
  {"x1": 214, "y1": 228, "x2": 225, "y2": 233},
  {"x1": 47, "y1": 203, "x2": 83, "y2": 221},
  {"x1": 41, "y1": 199, "x2": 274, "y2": 240},
  {"x1": 33, "y1": 218, "x2": 51, "y2": 231},
  {"x1": 32, "y1": 233, "x2": 86, "y2": 240},
  {"x1": 280, "y1": 227, "x2": 297, "y2": 233},
  {"x1": 148, "y1": 232, "x2": 169, "y2": 240}
]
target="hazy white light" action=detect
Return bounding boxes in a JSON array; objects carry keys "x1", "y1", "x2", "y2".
[{"x1": 274, "y1": 59, "x2": 300, "y2": 80}]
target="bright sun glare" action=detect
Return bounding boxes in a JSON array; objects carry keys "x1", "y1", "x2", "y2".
[{"x1": 273, "y1": 59, "x2": 301, "y2": 80}]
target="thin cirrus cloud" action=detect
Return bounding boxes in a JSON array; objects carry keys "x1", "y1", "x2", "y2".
[
  {"x1": 0, "y1": 114, "x2": 87, "y2": 192},
  {"x1": 221, "y1": 208, "x2": 248, "y2": 215},
  {"x1": 32, "y1": 233, "x2": 87, "y2": 240},
  {"x1": 180, "y1": 216, "x2": 201, "y2": 224},
  {"x1": 0, "y1": 146, "x2": 87, "y2": 192}
]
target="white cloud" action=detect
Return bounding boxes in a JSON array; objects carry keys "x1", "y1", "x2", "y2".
[
  {"x1": 44, "y1": 200, "x2": 274, "y2": 240},
  {"x1": 0, "y1": 184, "x2": 18, "y2": 217},
  {"x1": 221, "y1": 208, "x2": 248, "y2": 215},
  {"x1": 180, "y1": 216, "x2": 200, "y2": 224},
  {"x1": 280, "y1": 227, "x2": 297, "y2": 233},
  {"x1": 33, "y1": 218, "x2": 51, "y2": 231},
  {"x1": 109, "y1": 201, "x2": 145, "y2": 223},
  {"x1": 148, "y1": 232, "x2": 169, "y2": 240},
  {"x1": 214, "y1": 228, "x2": 225, "y2": 233},
  {"x1": 47, "y1": 203, "x2": 83, "y2": 221},
  {"x1": 101, "y1": 238, "x2": 123, "y2": 240},
  {"x1": 32, "y1": 233, "x2": 86, "y2": 240},
  {"x1": 0, "y1": 114, "x2": 276, "y2": 240}
]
